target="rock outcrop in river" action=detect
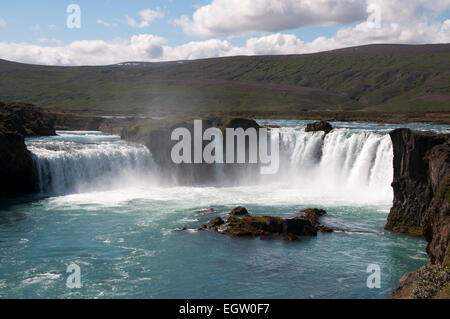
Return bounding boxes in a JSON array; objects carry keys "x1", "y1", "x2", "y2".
[
  {"x1": 387, "y1": 128, "x2": 449, "y2": 298},
  {"x1": 119, "y1": 117, "x2": 263, "y2": 185},
  {"x1": 0, "y1": 102, "x2": 56, "y2": 197},
  {"x1": 305, "y1": 121, "x2": 333, "y2": 134},
  {"x1": 205, "y1": 207, "x2": 332, "y2": 241}
]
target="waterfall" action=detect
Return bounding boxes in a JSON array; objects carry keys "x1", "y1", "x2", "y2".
[
  {"x1": 275, "y1": 127, "x2": 393, "y2": 202},
  {"x1": 26, "y1": 128, "x2": 394, "y2": 203},
  {"x1": 26, "y1": 132, "x2": 153, "y2": 195}
]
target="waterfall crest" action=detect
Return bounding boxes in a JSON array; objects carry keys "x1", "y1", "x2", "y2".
[
  {"x1": 27, "y1": 132, "x2": 153, "y2": 195},
  {"x1": 26, "y1": 128, "x2": 394, "y2": 203},
  {"x1": 276, "y1": 127, "x2": 393, "y2": 202}
]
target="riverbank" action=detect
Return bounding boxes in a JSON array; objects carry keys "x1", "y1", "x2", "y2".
[{"x1": 51, "y1": 110, "x2": 450, "y2": 131}]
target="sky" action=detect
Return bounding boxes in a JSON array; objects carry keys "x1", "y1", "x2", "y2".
[{"x1": 0, "y1": 0, "x2": 449, "y2": 65}]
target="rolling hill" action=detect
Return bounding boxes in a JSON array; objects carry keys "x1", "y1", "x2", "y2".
[{"x1": 0, "y1": 43, "x2": 449, "y2": 115}]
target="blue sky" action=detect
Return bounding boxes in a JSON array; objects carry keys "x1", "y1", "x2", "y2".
[
  {"x1": 0, "y1": 0, "x2": 449, "y2": 65},
  {"x1": 0, "y1": 0, "x2": 342, "y2": 45}
]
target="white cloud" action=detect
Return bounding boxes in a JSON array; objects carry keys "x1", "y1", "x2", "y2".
[
  {"x1": 174, "y1": 0, "x2": 450, "y2": 38},
  {"x1": 174, "y1": 0, "x2": 367, "y2": 37},
  {"x1": 0, "y1": 19, "x2": 6, "y2": 27},
  {"x1": 126, "y1": 9, "x2": 164, "y2": 28},
  {"x1": 0, "y1": 35, "x2": 168, "y2": 65},
  {"x1": 97, "y1": 19, "x2": 117, "y2": 28},
  {"x1": 0, "y1": 0, "x2": 449, "y2": 66},
  {"x1": 30, "y1": 24, "x2": 40, "y2": 31},
  {"x1": 1, "y1": 18, "x2": 449, "y2": 66}
]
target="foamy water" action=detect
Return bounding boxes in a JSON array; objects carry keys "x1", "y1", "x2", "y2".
[{"x1": 0, "y1": 121, "x2": 447, "y2": 298}]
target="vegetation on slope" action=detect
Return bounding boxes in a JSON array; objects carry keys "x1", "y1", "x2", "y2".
[{"x1": 0, "y1": 44, "x2": 449, "y2": 116}]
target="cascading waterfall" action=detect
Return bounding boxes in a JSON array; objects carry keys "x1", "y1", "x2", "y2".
[
  {"x1": 25, "y1": 127, "x2": 394, "y2": 203},
  {"x1": 26, "y1": 132, "x2": 153, "y2": 195},
  {"x1": 275, "y1": 127, "x2": 393, "y2": 203}
]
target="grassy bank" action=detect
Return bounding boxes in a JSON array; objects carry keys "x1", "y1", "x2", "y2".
[{"x1": 1, "y1": 44, "x2": 449, "y2": 116}]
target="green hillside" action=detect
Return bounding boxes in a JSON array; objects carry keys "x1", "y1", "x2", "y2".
[{"x1": 0, "y1": 44, "x2": 449, "y2": 115}]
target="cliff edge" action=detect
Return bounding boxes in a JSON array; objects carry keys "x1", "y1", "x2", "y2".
[
  {"x1": 387, "y1": 128, "x2": 449, "y2": 298},
  {"x1": 0, "y1": 102, "x2": 56, "y2": 198}
]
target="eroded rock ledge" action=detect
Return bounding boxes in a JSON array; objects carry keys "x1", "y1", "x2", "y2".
[
  {"x1": 387, "y1": 128, "x2": 449, "y2": 299},
  {"x1": 0, "y1": 102, "x2": 56, "y2": 198}
]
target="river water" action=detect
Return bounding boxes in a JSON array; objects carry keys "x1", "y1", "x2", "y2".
[{"x1": 0, "y1": 121, "x2": 448, "y2": 298}]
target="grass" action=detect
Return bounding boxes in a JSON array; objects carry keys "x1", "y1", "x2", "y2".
[{"x1": 0, "y1": 44, "x2": 449, "y2": 118}]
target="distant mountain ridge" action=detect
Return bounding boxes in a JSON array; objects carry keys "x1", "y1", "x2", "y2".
[{"x1": 0, "y1": 43, "x2": 449, "y2": 114}]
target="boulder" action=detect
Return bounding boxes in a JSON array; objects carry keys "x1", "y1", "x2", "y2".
[
  {"x1": 194, "y1": 208, "x2": 216, "y2": 214},
  {"x1": 305, "y1": 121, "x2": 333, "y2": 134},
  {"x1": 301, "y1": 208, "x2": 327, "y2": 226},
  {"x1": 208, "y1": 217, "x2": 225, "y2": 229},
  {"x1": 207, "y1": 209, "x2": 318, "y2": 239},
  {"x1": 283, "y1": 217, "x2": 317, "y2": 236},
  {"x1": 229, "y1": 206, "x2": 249, "y2": 216}
]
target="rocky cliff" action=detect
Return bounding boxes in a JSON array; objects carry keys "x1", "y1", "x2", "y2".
[
  {"x1": 0, "y1": 102, "x2": 56, "y2": 198},
  {"x1": 119, "y1": 117, "x2": 262, "y2": 185},
  {"x1": 387, "y1": 128, "x2": 449, "y2": 298}
]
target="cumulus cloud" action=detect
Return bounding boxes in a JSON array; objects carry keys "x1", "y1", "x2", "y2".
[
  {"x1": 174, "y1": 0, "x2": 450, "y2": 38},
  {"x1": 126, "y1": 9, "x2": 164, "y2": 28},
  {"x1": 174, "y1": 0, "x2": 367, "y2": 37},
  {"x1": 0, "y1": 19, "x2": 6, "y2": 27},
  {"x1": 0, "y1": 0, "x2": 449, "y2": 66},
  {"x1": 0, "y1": 35, "x2": 164, "y2": 65},
  {"x1": 1, "y1": 18, "x2": 449, "y2": 66}
]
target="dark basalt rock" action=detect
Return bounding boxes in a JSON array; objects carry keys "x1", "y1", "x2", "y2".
[
  {"x1": 283, "y1": 217, "x2": 318, "y2": 236},
  {"x1": 385, "y1": 129, "x2": 449, "y2": 238},
  {"x1": 208, "y1": 217, "x2": 225, "y2": 229},
  {"x1": 206, "y1": 206, "x2": 334, "y2": 240},
  {"x1": 208, "y1": 208, "x2": 318, "y2": 240},
  {"x1": 301, "y1": 208, "x2": 327, "y2": 225},
  {"x1": 305, "y1": 121, "x2": 333, "y2": 134},
  {"x1": 229, "y1": 206, "x2": 249, "y2": 216},
  {"x1": 0, "y1": 101, "x2": 56, "y2": 137},
  {"x1": 0, "y1": 131, "x2": 34, "y2": 197},
  {"x1": 300, "y1": 208, "x2": 333, "y2": 233},
  {"x1": 120, "y1": 117, "x2": 261, "y2": 185},
  {"x1": 194, "y1": 208, "x2": 216, "y2": 215},
  {"x1": 387, "y1": 128, "x2": 450, "y2": 299},
  {"x1": 197, "y1": 225, "x2": 207, "y2": 231},
  {"x1": 0, "y1": 101, "x2": 56, "y2": 198}
]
